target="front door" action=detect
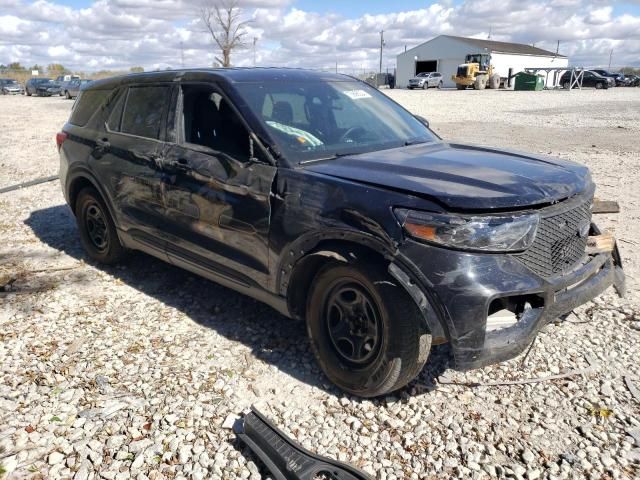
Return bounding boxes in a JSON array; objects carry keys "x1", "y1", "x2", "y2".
[{"x1": 159, "y1": 83, "x2": 276, "y2": 288}]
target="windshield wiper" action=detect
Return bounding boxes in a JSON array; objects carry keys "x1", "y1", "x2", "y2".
[
  {"x1": 404, "y1": 138, "x2": 428, "y2": 146},
  {"x1": 300, "y1": 152, "x2": 354, "y2": 165}
]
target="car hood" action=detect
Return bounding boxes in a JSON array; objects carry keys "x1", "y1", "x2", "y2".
[{"x1": 303, "y1": 142, "x2": 592, "y2": 211}]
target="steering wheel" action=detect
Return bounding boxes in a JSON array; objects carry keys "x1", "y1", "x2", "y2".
[{"x1": 339, "y1": 126, "x2": 366, "y2": 143}]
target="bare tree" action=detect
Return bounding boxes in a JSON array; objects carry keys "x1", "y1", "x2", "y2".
[{"x1": 199, "y1": 0, "x2": 251, "y2": 67}]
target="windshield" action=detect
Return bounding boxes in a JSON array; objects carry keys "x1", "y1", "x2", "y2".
[
  {"x1": 416, "y1": 73, "x2": 429, "y2": 77},
  {"x1": 236, "y1": 80, "x2": 436, "y2": 162}
]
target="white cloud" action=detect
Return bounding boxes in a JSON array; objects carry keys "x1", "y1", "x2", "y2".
[{"x1": 0, "y1": 0, "x2": 639, "y2": 72}]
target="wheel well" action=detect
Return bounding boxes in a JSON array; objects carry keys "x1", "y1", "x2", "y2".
[
  {"x1": 68, "y1": 177, "x2": 95, "y2": 215},
  {"x1": 286, "y1": 240, "x2": 389, "y2": 321}
]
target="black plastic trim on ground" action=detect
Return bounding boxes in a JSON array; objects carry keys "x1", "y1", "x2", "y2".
[
  {"x1": 235, "y1": 406, "x2": 372, "y2": 480},
  {"x1": 0, "y1": 175, "x2": 59, "y2": 195}
]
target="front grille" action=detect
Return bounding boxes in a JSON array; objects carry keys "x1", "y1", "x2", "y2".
[{"x1": 516, "y1": 198, "x2": 592, "y2": 278}]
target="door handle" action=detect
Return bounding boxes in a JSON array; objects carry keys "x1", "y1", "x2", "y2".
[
  {"x1": 95, "y1": 138, "x2": 110, "y2": 149},
  {"x1": 165, "y1": 158, "x2": 191, "y2": 172}
]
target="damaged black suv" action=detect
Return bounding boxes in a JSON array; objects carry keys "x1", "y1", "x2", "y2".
[{"x1": 58, "y1": 68, "x2": 625, "y2": 397}]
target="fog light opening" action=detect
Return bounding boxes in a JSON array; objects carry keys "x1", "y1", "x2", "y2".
[{"x1": 487, "y1": 294, "x2": 544, "y2": 332}]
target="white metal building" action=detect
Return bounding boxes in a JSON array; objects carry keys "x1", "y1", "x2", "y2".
[{"x1": 396, "y1": 35, "x2": 568, "y2": 88}]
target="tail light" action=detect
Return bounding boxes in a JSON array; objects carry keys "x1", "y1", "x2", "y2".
[{"x1": 56, "y1": 131, "x2": 68, "y2": 150}]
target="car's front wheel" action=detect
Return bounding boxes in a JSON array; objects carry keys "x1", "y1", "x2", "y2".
[
  {"x1": 75, "y1": 187, "x2": 127, "y2": 264},
  {"x1": 306, "y1": 261, "x2": 431, "y2": 397},
  {"x1": 595, "y1": 82, "x2": 604, "y2": 89}
]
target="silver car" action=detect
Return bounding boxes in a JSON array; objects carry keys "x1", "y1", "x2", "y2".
[
  {"x1": 0, "y1": 78, "x2": 24, "y2": 95},
  {"x1": 408, "y1": 72, "x2": 443, "y2": 90}
]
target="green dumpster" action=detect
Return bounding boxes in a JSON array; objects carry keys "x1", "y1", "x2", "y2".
[{"x1": 514, "y1": 72, "x2": 545, "y2": 91}]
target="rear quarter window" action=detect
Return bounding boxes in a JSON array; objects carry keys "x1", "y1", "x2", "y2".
[{"x1": 70, "y1": 89, "x2": 111, "y2": 127}]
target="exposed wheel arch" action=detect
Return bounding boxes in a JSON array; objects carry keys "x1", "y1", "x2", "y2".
[
  {"x1": 285, "y1": 240, "x2": 389, "y2": 321},
  {"x1": 284, "y1": 238, "x2": 447, "y2": 345}
]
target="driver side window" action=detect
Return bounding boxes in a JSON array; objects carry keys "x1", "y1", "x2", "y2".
[{"x1": 181, "y1": 85, "x2": 252, "y2": 161}]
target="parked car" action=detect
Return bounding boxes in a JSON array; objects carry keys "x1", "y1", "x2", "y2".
[
  {"x1": 35, "y1": 80, "x2": 62, "y2": 96},
  {"x1": 560, "y1": 70, "x2": 611, "y2": 89},
  {"x1": 408, "y1": 72, "x2": 443, "y2": 89},
  {"x1": 0, "y1": 78, "x2": 24, "y2": 94},
  {"x1": 622, "y1": 74, "x2": 640, "y2": 87},
  {"x1": 64, "y1": 79, "x2": 92, "y2": 99},
  {"x1": 590, "y1": 69, "x2": 625, "y2": 86},
  {"x1": 57, "y1": 68, "x2": 624, "y2": 397},
  {"x1": 25, "y1": 78, "x2": 50, "y2": 96}
]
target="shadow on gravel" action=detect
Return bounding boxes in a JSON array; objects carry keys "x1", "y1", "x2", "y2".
[{"x1": 25, "y1": 204, "x2": 450, "y2": 399}]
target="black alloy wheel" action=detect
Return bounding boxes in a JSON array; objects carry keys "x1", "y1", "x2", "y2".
[
  {"x1": 325, "y1": 281, "x2": 382, "y2": 366},
  {"x1": 75, "y1": 187, "x2": 127, "y2": 264}
]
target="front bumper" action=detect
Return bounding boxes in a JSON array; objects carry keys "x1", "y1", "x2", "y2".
[{"x1": 395, "y1": 227, "x2": 625, "y2": 370}]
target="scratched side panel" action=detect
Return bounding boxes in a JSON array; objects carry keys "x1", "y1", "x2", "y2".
[{"x1": 267, "y1": 168, "x2": 444, "y2": 293}]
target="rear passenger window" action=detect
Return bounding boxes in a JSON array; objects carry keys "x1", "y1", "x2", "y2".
[
  {"x1": 70, "y1": 89, "x2": 111, "y2": 126},
  {"x1": 121, "y1": 86, "x2": 168, "y2": 140}
]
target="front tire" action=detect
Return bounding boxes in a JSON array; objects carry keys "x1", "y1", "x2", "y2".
[
  {"x1": 307, "y1": 261, "x2": 431, "y2": 397},
  {"x1": 595, "y1": 82, "x2": 603, "y2": 90},
  {"x1": 75, "y1": 187, "x2": 127, "y2": 264},
  {"x1": 437, "y1": 81, "x2": 443, "y2": 89}
]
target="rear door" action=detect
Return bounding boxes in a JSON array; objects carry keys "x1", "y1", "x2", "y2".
[
  {"x1": 90, "y1": 84, "x2": 175, "y2": 257},
  {"x1": 158, "y1": 82, "x2": 277, "y2": 288}
]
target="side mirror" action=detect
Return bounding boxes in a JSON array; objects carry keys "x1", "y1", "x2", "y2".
[{"x1": 414, "y1": 115, "x2": 430, "y2": 128}]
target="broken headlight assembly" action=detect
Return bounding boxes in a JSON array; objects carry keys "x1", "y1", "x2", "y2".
[{"x1": 394, "y1": 208, "x2": 539, "y2": 252}]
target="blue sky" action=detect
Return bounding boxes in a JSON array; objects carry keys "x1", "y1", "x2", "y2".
[{"x1": 2, "y1": 1, "x2": 640, "y2": 71}]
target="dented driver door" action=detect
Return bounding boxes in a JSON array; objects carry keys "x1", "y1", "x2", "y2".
[{"x1": 158, "y1": 85, "x2": 276, "y2": 289}]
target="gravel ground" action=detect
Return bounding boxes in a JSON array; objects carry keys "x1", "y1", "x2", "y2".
[{"x1": 1, "y1": 89, "x2": 639, "y2": 480}]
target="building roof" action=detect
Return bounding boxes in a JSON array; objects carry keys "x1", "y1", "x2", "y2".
[{"x1": 440, "y1": 35, "x2": 566, "y2": 58}]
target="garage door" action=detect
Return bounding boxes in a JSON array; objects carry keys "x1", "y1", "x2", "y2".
[{"x1": 438, "y1": 58, "x2": 462, "y2": 88}]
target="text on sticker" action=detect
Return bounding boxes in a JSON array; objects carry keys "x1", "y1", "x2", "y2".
[{"x1": 343, "y1": 89, "x2": 372, "y2": 100}]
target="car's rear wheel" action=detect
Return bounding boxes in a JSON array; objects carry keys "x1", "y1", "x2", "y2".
[
  {"x1": 563, "y1": 81, "x2": 570, "y2": 89},
  {"x1": 438, "y1": 81, "x2": 443, "y2": 89},
  {"x1": 306, "y1": 261, "x2": 431, "y2": 397},
  {"x1": 26, "y1": 89, "x2": 31, "y2": 96},
  {"x1": 595, "y1": 82, "x2": 603, "y2": 89},
  {"x1": 75, "y1": 187, "x2": 127, "y2": 264},
  {"x1": 422, "y1": 83, "x2": 427, "y2": 90},
  {"x1": 65, "y1": 91, "x2": 71, "y2": 99}
]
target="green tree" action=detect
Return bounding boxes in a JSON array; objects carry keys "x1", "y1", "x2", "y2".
[
  {"x1": 47, "y1": 63, "x2": 70, "y2": 76},
  {"x1": 8, "y1": 62, "x2": 25, "y2": 71},
  {"x1": 129, "y1": 66, "x2": 144, "y2": 73}
]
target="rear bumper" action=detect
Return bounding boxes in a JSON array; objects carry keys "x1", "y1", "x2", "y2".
[{"x1": 395, "y1": 229, "x2": 625, "y2": 370}]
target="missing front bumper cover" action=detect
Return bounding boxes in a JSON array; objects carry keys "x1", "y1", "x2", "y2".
[{"x1": 235, "y1": 406, "x2": 372, "y2": 480}]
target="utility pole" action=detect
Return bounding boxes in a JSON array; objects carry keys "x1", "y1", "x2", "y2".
[
  {"x1": 608, "y1": 49, "x2": 613, "y2": 70},
  {"x1": 556, "y1": 40, "x2": 560, "y2": 55},
  {"x1": 378, "y1": 30, "x2": 385, "y2": 87},
  {"x1": 487, "y1": 26, "x2": 491, "y2": 39},
  {"x1": 180, "y1": 41, "x2": 185, "y2": 68},
  {"x1": 253, "y1": 37, "x2": 257, "y2": 66}
]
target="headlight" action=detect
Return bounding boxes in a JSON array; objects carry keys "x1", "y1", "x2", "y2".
[{"x1": 394, "y1": 208, "x2": 539, "y2": 252}]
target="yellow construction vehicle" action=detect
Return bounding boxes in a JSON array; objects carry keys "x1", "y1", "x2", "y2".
[{"x1": 452, "y1": 53, "x2": 502, "y2": 90}]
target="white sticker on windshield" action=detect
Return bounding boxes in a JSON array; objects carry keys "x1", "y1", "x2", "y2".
[{"x1": 343, "y1": 89, "x2": 372, "y2": 100}]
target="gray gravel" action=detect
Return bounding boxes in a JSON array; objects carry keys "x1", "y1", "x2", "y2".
[{"x1": 1, "y1": 90, "x2": 640, "y2": 479}]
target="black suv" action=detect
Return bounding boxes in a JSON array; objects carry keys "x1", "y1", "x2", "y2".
[
  {"x1": 560, "y1": 70, "x2": 611, "y2": 90},
  {"x1": 58, "y1": 69, "x2": 624, "y2": 397}
]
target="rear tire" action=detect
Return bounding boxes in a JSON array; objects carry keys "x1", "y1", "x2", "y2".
[
  {"x1": 306, "y1": 261, "x2": 431, "y2": 397},
  {"x1": 437, "y1": 81, "x2": 443, "y2": 89},
  {"x1": 595, "y1": 82, "x2": 603, "y2": 90},
  {"x1": 489, "y1": 74, "x2": 501, "y2": 89},
  {"x1": 75, "y1": 187, "x2": 127, "y2": 264},
  {"x1": 65, "y1": 91, "x2": 71, "y2": 99}
]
